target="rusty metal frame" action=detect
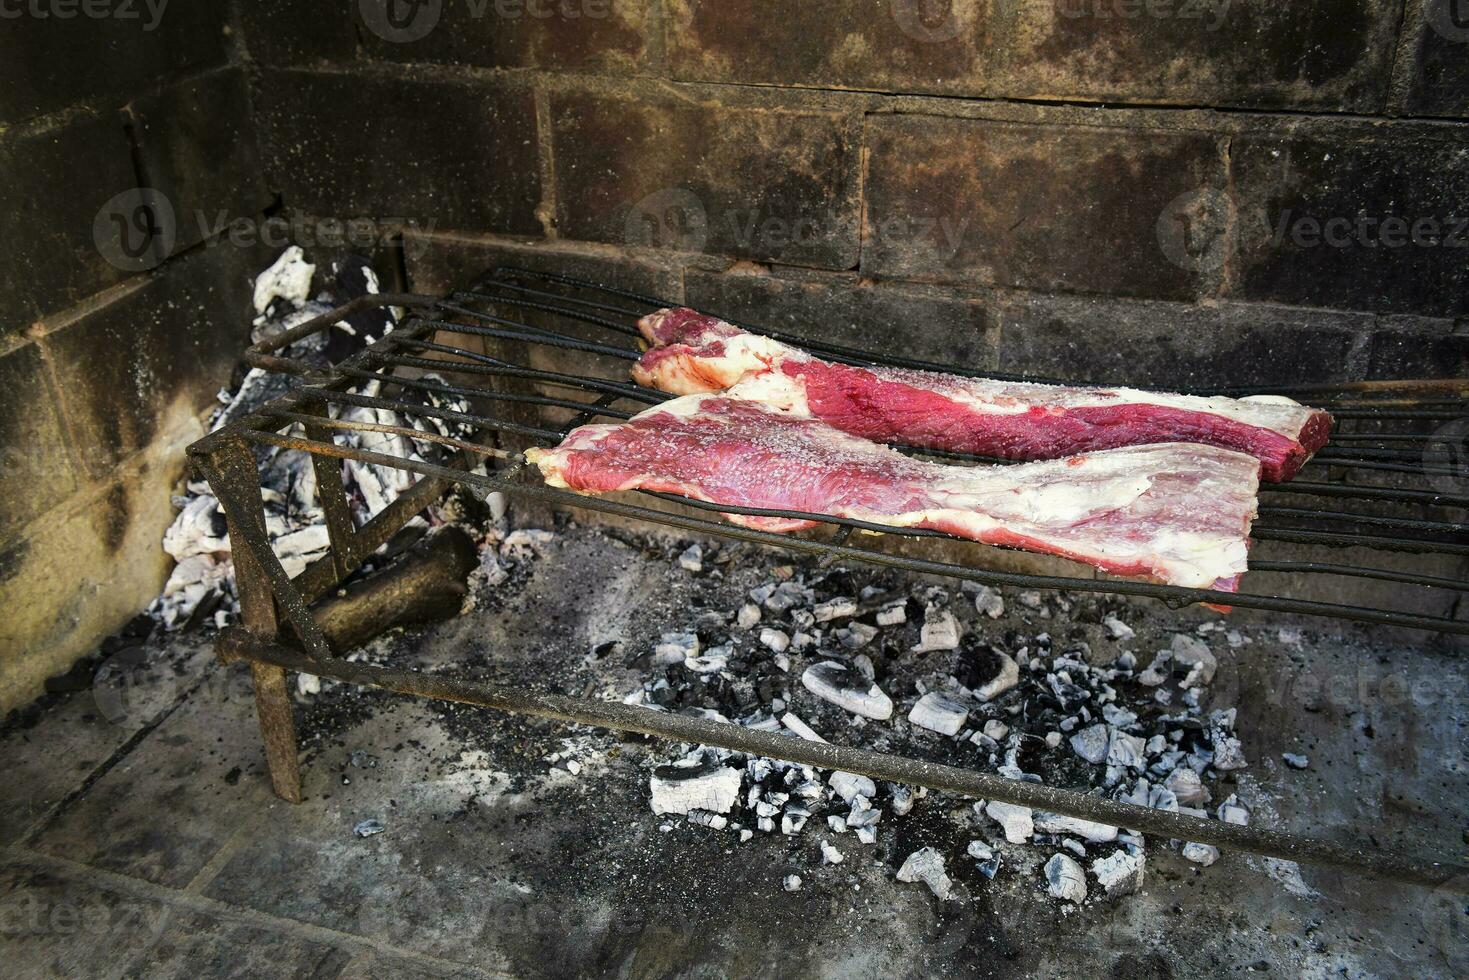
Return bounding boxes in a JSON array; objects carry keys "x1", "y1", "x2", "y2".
[{"x1": 189, "y1": 269, "x2": 1469, "y2": 892}]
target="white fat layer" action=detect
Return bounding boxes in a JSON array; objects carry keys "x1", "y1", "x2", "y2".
[{"x1": 659, "y1": 328, "x2": 1319, "y2": 439}]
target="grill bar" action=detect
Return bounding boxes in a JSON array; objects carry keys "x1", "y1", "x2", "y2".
[
  {"x1": 216, "y1": 266, "x2": 1469, "y2": 634},
  {"x1": 219, "y1": 631, "x2": 1469, "y2": 894},
  {"x1": 200, "y1": 265, "x2": 1469, "y2": 889}
]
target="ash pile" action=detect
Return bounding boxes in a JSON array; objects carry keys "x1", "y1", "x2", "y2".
[
  {"x1": 626, "y1": 544, "x2": 1263, "y2": 906},
  {"x1": 151, "y1": 247, "x2": 480, "y2": 630}
]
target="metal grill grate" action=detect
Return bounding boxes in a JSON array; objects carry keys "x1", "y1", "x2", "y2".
[
  {"x1": 192, "y1": 264, "x2": 1469, "y2": 891},
  {"x1": 216, "y1": 265, "x2": 1469, "y2": 637}
]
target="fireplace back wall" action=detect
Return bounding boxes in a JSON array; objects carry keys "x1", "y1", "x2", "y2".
[{"x1": 1, "y1": 0, "x2": 1466, "y2": 711}]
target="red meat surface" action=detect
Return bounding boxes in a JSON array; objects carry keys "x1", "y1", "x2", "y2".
[
  {"x1": 527, "y1": 395, "x2": 1262, "y2": 591},
  {"x1": 631, "y1": 309, "x2": 1331, "y2": 483}
]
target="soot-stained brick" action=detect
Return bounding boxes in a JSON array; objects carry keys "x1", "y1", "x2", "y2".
[
  {"x1": 359, "y1": 0, "x2": 654, "y2": 71},
  {"x1": 666, "y1": 1, "x2": 1396, "y2": 112},
  {"x1": 0, "y1": 0, "x2": 227, "y2": 125},
  {"x1": 991, "y1": 0, "x2": 1398, "y2": 112},
  {"x1": 1365, "y1": 317, "x2": 1469, "y2": 380},
  {"x1": 994, "y1": 292, "x2": 1368, "y2": 389},
  {"x1": 236, "y1": 0, "x2": 358, "y2": 67},
  {"x1": 863, "y1": 115, "x2": 1227, "y2": 301},
  {"x1": 666, "y1": 0, "x2": 989, "y2": 95},
  {"x1": 256, "y1": 69, "x2": 543, "y2": 236},
  {"x1": 683, "y1": 267, "x2": 999, "y2": 370},
  {"x1": 0, "y1": 343, "x2": 79, "y2": 537},
  {"x1": 0, "y1": 112, "x2": 139, "y2": 333},
  {"x1": 127, "y1": 67, "x2": 272, "y2": 255},
  {"x1": 1397, "y1": 1, "x2": 1469, "y2": 118},
  {"x1": 40, "y1": 243, "x2": 270, "y2": 477},
  {"x1": 550, "y1": 90, "x2": 861, "y2": 269},
  {"x1": 1228, "y1": 131, "x2": 1469, "y2": 318}
]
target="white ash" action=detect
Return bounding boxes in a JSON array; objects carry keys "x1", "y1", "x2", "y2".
[
  {"x1": 759, "y1": 628, "x2": 790, "y2": 653},
  {"x1": 152, "y1": 254, "x2": 479, "y2": 630},
  {"x1": 972, "y1": 586, "x2": 1005, "y2": 619},
  {"x1": 812, "y1": 597, "x2": 858, "y2": 622},
  {"x1": 829, "y1": 771, "x2": 876, "y2": 802},
  {"x1": 654, "y1": 632, "x2": 700, "y2": 665},
  {"x1": 974, "y1": 652, "x2": 1020, "y2": 701},
  {"x1": 678, "y1": 544, "x2": 704, "y2": 573},
  {"x1": 1104, "y1": 616, "x2": 1135, "y2": 641},
  {"x1": 984, "y1": 801, "x2": 1034, "y2": 844},
  {"x1": 780, "y1": 712, "x2": 827, "y2": 743},
  {"x1": 649, "y1": 763, "x2": 742, "y2": 816},
  {"x1": 1169, "y1": 633, "x2": 1218, "y2": 687},
  {"x1": 801, "y1": 661, "x2": 894, "y2": 720},
  {"x1": 1106, "y1": 730, "x2": 1147, "y2": 771},
  {"x1": 764, "y1": 581, "x2": 810, "y2": 613},
  {"x1": 888, "y1": 785, "x2": 918, "y2": 816},
  {"x1": 353, "y1": 818, "x2": 386, "y2": 838},
  {"x1": 1216, "y1": 795, "x2": 1250, "y2": 826},
  {"x1": 908, "y1": 692, "x2": 969, "y2": 736},
  {"x1": 913, "y1": 607, "x2": 961, "y2": 652},
  {"x1": 1034, "y1": 812, "x2": 1119, "y2": 843},
  {"x1": 253, "y1": 246, "x2": 315, "y2": 314},
  {"x1": 1281, "y1": 752, "x2": 1309, "y2": 770},
  {"x1": 1182, "y1": 842, "x2": 1219, "y2": 866},
  {"x1": 1091, "y1": 850, "x2": 1145, "y2": 897},
  {"x1": 1164, "y1": 767, "x2": 1209, "y2": 806},
  {"x1": 896, "y1": 847, "x2": 953, "y2": 900},
  {"x1": 782, "y1": 874, "x2": 802, "y2": 892},
  {"x1": 617, "y1": 567, "x2": 1257, "y2": 898},
  {"x1": 1044, "y1": 853, "x2": 1087, "y2": 904},
  {"x1": 687, "y1": 810, "x2": 728, "y2": 830},
  {"x1": 1070, "y1": 724, "x2": 1110, "y2": 764}
]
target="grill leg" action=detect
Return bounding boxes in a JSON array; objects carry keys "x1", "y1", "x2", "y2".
[
  {"x1": 249, "y1": 662, "x2": 303, "y2": 803},
  {"x1": 202, "y1": 441, "x2": 304, "y2": 804}
]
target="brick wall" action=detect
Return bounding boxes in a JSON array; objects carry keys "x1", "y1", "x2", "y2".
[
  {"x1": 0, "y1": 3, "x2": 274, "y2": 710},
  {"x1": 3, "y1": 1, "x2": 1467, "y2": 708},
  {"x1": 245, "y1": 0, "x2": 1467, "y2": 385}
]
